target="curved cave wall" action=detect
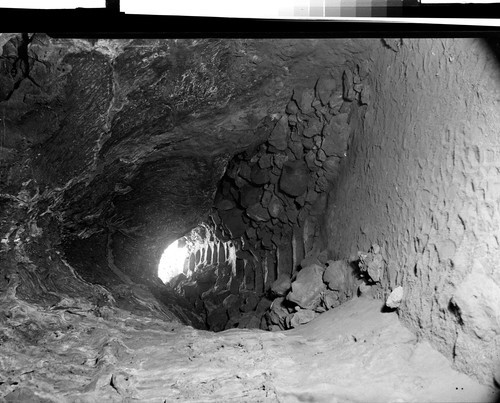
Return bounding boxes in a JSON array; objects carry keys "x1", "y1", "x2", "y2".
[
  {"x1": 0, "y1": 35, "x2": 499, "y2": 388},
  {"x1": 324, "y1": 38, "x2": 500, "y2": 385}
]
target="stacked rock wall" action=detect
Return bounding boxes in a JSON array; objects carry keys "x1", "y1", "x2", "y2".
[{"x1": 173, "y1": 61, "x2": 372, "y2": 331}]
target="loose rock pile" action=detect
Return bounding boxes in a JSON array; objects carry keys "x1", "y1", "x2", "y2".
[{"x1": 264, "y1": 244, "x2": 388, "y2": 330}]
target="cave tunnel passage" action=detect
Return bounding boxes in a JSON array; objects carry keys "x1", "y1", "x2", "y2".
[{"x1": 0, "y1": 35, "x2": 499, "y2": 401}]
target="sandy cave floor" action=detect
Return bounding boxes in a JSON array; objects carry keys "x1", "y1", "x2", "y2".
[{"x1": 0, "y1": 295, "x2": 498, "y2": 403}]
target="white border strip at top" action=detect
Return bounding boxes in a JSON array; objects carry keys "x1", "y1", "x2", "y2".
[{"x1": 0, "y1": 0, "x2": 104, "y2": 8}]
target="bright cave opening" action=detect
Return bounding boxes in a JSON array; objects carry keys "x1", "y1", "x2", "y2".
[{"x1": 158, "y1": 238, "x2": 189, "y2": 283}]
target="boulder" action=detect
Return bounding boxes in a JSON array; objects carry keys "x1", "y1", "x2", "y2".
[
  {"x1": 285, "y1": 204, "x2": 299, "y2": 224},
  {"x1": 292, "y1": 87, "x2": 315, "y2": 114},
  {"x1": 305, "y1": 150, "x2": 318, "y2": 171},
  {"x1": 250, "y1": 164, "x2": 270, "y2": 185},
  {"x1": 216, "y1": 198, "x2": 236, "y2": 211},
  {"x1": 342, "y1": 69, "x2": 355, "y2": 101},
  {"x1": 240, "y1": 292, "x2": 260, "y2": 313},
  {"x1": 301, "y1": 136, "x2": 315, "y2": 150},
  {"x1": 261, "y1": 188, "x2": 274, "y2": 207},
  {"x1": 286, "y1": 99, "x2": 299, "y2": 115},
  {"x1": 322, "y1": 156, "x2": 341, "y2": 181},
  {"x1": 258, "y1": 154, "x2": 273, "y2": 169},
  {"x1": 273, "y1": 153, "x2": 288, "y2": 169},
  {"x1": 247, "y1": 203, "x2": 270, "y2": 222},
  {"x1": 358, "y1": 244, "x2": 384, "y2": 282},
  {"x1": 268, "y1": 116, "x2": 288, "y2": 151},
  {"x1": 328, "y1": 91, "x2": 344, "y2": 112},
  {"x1": 279, "y1": 160, "x2": 309, "y2": 197},
  {"x1": 322, "y1": 289, "x2": 341, "y2": 310},
  {"x1": 223, "y1": 294, "x2": 241, "y2": 317},
  {"x1": 267, "y1": 297, "x2": 292, "y2": 330},
  {"x1": 207, "y1": 306, "x2": 228, "y2": 332},
  {"x1": 321, "y1": 114, "x2": 349, "y2": 157},
  {"x1": 240, "y1": 184, "x2": 263, "y2": 208},
  {"x1": 238, "y1": 313, "x2": 262, "y2": 329},
  {"x1": 219, "y1": 208, "x2": 247, "y2": 238},
  {"x1": 255, "y1": 297, "x2": 273, "y2": 314},
  {"x1": 259, "y1": 227, "x2": 273, "y2": 249},
  {"x1": 323, "y1": 260, "x2": 352, "y2": 291},
  {"x1": 303, "y1": 117, "x2": 323, "y2": 138},
  {"x1": 386, "y1": 286, "x2": 404, "y2": 308},
  {"x1": 288, "y1": 141, "x2": 304, "y2": 160},
  {"x1": 271, "y1": 275, "x2": 292, "y2": 296},
  {"x1": 315, "y1": 76, "x2": 337, "y2": 106},
  {"x1": 239, "y1": 163, "x2": 252, "y2": 181},
  {"x1": 290, "y1": 309, "x2": 318, "y2": 328},
  {"x1": 316, "y1": 175, "x2": 329, "y2": 192},
  {"x1": 287, "y1": 264, "x2": 325, "y2": 309},
  {"x1": 316, "y1": 149, "x2": 327, "y2": 162},
  {"x1": 268, "y1": 196, "x2": 283, "y2": 218},
  {"x1": 360, "y1": 84, "x2": 371, "y2": 105}
]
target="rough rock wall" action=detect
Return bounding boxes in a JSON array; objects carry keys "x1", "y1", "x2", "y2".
[
  {"x1": 325, "y1": 38, "x2": 500, "y2": 386},
  {"x1": 1, "y1": 34, "x2": 381, "y2": 331}
]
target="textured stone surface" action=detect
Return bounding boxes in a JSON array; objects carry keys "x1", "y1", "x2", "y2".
[{"x1": 325, "y1": 38, "x2": 500, "y2": 385}]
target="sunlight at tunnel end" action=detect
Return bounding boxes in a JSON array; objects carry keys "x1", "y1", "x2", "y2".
[{"x1": 158, "y1": 239, "x2": 188, "y2": 283}]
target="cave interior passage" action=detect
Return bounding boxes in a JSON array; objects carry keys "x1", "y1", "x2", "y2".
[{"x1": 0, "y1": 34, "x2": 499, "y2": 402}]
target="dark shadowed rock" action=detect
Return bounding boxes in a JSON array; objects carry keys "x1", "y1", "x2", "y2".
[
  {"x1": 251, "y1": 164, "x2": 270, "y2": 185},
  {"x1": 219, "y1": 208, "x2": 247, "y2": 238},
  {"x1": 207, "y1": 306, "x2": 228, "y2": 332},
  {"x1": 216, "y1": 198, "x2": 236, "y2": 211},
  {"x1": 258, "y1": 154, "x2": 273, "y2": 169},
  {"x1": 342, "y1": 69, "x2": 355, "y2": 101},
  {"x1": 240, "y1": 185, "x2": 263, "y2": 208},
  {"x1": 255, "y1": 296, "x2": 273, "y2": 314},
  {"x1": 247, "y1": 203, "x2": 271, "y2": 222},
  {"x1": 240, "y1": 292, "x2": 260, "y2": 312},
  {"x1": 279, "y1": 160, "x2": 309, "y2": 197}
]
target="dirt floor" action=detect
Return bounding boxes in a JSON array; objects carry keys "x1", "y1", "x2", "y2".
[{"x1": 0, "y1": 295, "x2": 498, "y2": 402}]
